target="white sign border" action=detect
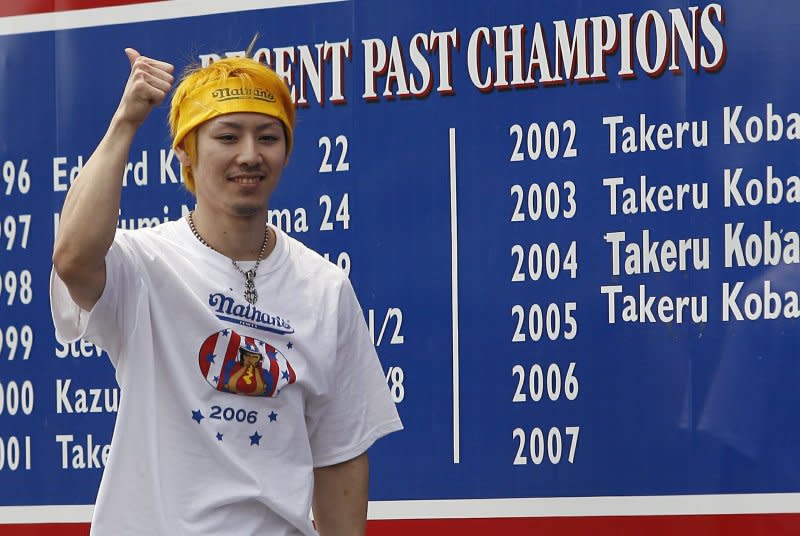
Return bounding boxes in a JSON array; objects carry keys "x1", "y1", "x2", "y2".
[
  {"x1": 0, "y1": 0, "x2": 347, "y2": 36},
  {"x1": 2, "y1": 494, "x2": 800, "y2": 524}
]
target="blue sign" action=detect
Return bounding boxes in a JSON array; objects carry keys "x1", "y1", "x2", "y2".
[{"x1": 1, "y1": 0, "x2": 798, "y2": 509}]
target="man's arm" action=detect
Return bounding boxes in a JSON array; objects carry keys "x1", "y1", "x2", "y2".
[
  {"x1": 52, "y1": 48, "x2": 173, "y2": 311},
  {"x1": 312, "y1": 452, "x2": 369, "y2": 536}
]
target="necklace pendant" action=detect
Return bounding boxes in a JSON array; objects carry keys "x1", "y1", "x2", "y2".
[
  {"x1": 244, "y1": 286, "x2": 258, "y2": 305},
  {"x1": 244, "y1": 271, "x2": 258, "y2": 305}
]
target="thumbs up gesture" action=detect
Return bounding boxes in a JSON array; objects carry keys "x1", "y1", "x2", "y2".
[{"x1": 113, "y1": 48, "x2": 175, "y2": 127}]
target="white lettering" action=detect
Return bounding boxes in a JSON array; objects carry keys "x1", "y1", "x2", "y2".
[
  {"x1": 604, "y1": 174, "x2": 708, "y2": 215},
  {"x1": 56, "y1": 379, "x2": 119, "y2": 414},
  {"x1": 56, "y1": 434, "x2": 111, "y2": 470},
  {"x1": 605, "y1": 229, "x2": 710, "y2": 275},
  {"x1": 604, "y1": 113, "x2": 708, "y2": 154},
  {"x1": 601, "y1": 284, "x2": 708, "y2": 324},
  {"x1": 722, "y1": 280, "x2": 800, "y2": 321}
]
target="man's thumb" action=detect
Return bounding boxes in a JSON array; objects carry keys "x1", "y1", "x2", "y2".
[{"x1": 124, "y1": 48, "x2": 140, "y2": 68}]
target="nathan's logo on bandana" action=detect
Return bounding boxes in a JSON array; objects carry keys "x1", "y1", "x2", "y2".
[
  {"x1": 210, "y1": 87, "x2": 276, "y2": 103},
  {"x1": 198, "y1": 330, "x2": 296, "y2": 397},
  {"x1": 208, "y1": 292, "x2": 294, "y2": 335}
]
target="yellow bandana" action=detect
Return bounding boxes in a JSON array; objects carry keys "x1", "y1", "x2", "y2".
[{"x1": 172, "y1": 77, "x2": 294, "y2": 153}]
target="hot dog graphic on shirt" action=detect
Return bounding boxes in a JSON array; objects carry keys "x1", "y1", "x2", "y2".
[{"x1": 198, "y1": 329, "x2": 296, "y2": 397}]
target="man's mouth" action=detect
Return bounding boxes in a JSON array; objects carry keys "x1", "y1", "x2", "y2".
[{"x1": 229, "y1": 175, "x2": 263, "y2": 184}]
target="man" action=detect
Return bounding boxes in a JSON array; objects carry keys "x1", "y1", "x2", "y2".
[{"x1": 51, "y1": 48, "x2": 402, "y2": 535}]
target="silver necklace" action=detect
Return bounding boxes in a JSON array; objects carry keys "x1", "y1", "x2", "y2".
[{"x1": 187, "y1": 211, "x2": 269, "y2": 305}]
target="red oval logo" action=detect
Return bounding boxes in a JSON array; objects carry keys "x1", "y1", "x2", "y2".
[{"x1": 198, "y1": 329, "x2": 296, "y2": 397}]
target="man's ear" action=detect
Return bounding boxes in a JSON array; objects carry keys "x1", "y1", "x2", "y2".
[{"x1": 174, "y1": 144, "x2": 191, "y2": 168}]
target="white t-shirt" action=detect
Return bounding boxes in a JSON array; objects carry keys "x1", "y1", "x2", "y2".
[{"x1": 50, "y1": 219, "x2": 403, "y2": 535}]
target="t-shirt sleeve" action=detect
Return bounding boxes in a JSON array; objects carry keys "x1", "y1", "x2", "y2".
[
  {"x1": 306, "y1": 278, "x2": 403, "y2": 467},
  {"x1": 50, "y1": 233, "x2": 144, "y2": 364}
]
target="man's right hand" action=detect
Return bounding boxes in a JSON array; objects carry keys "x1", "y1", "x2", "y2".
[{"x1": 113, "y1": 48, "x2": 175, "y2": 127}]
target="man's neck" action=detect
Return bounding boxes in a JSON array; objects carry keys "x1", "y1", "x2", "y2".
[{"x1": 189, "y1": 206, "x2": 274, "y2": 261}]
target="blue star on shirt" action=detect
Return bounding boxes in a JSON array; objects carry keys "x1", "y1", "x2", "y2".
[
  {"x1": 268, "y1": 411, "x2": 278, "y2": 422},
  {"x1": 192, "y1": 410, "x2": 204, "y2": 423},
  {"x1": 204, "y1": 351, "x2": 216, "y2": 364},
  {"x1": 222, "y1": 329, "x2": 230, "y2": 336},
  {"x1": 249, "y1": 432, "x2": 262, "y2": 446},
  {"x1": 213, "y1": 376, "x2": 219, "y2": 383},
  {"x1": 287, "y1": 342, "x2": 293, "y2": 349},
  {"x1": 282, "y1": 370, "x2": 290, "y2": 380},
  {"x1": 216, "y1": 432, "x2": 224, "y2": 441}
]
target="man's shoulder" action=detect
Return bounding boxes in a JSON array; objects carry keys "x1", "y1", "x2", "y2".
[
  {"x1": 278, "y1": 229, "x2": 348, "y2": 284},
  {"x1": 116, "y1": 218, "x2": 186, "y2": 244},
  {"x1": 112, "y1": 220, "x2": 192, "y2": 265}
]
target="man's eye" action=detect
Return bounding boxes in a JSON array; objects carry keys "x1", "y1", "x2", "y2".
[
  {"x1": 217, "y1": 134, "x2": 236, "y2": 142},
  {"x1": 260, "y1": 135, "x2": 278, "y2": 142}
]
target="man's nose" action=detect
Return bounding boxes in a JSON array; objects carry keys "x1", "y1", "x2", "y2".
[{"x1": 236, "y1": 136, "x2": 261, "y2": 166}]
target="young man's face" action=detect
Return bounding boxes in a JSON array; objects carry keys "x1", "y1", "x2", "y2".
[
  {"x1": 241, "y1": 350, "x2": 262, "y2": 367},
  {"x1": 179, "y1": 112, "x2": 289, "y2": 218}
]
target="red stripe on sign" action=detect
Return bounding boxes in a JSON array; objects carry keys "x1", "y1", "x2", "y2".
[
  {"x1": 0, "y1": 525, "x2": 88, "y2": 535},
  {"x1": 2, "y1": 515, "x2": 800, "y2": 534},
  {"x1": 367, "y1": 514, "x2": 800, "y2": 535},
  {"x1": 0, "y1": 1, "x2": 158, "y2": 17}
]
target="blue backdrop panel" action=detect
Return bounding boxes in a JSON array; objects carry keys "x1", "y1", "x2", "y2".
[{"x1": 0, "y1": 0, "x2": 798, "y2": 506}]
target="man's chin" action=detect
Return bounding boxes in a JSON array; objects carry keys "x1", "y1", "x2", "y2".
[{"x1": 232, "y1": 204, "x2": 265, "y2": 217}]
